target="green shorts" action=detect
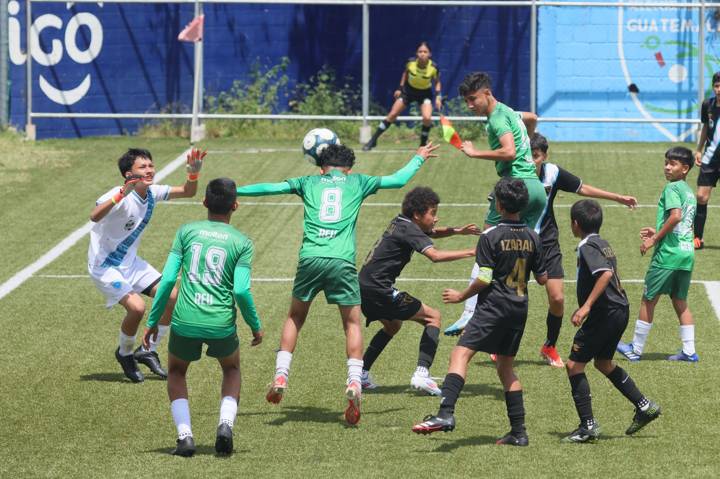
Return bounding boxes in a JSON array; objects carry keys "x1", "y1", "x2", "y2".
[
  {"x1": 485, "y1": 177, "x2": 547, "y2": 230},
  {"x1": 292, "y1": 257, "x2": 361, "y2": 306},
  {"x1": 168, "y1": 329, "x2": 239, "y2": 362},
  {"x1": 643, "y1": 266, "x2": 692, "y2": 301}
]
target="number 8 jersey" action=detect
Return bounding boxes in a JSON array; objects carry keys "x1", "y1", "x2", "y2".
[
  {"x1": 286, "y1": 171, "x2": 381, "y2": 264},
  {"x1": 473, "y1": 220, "x2": 546, "y2": 330}
]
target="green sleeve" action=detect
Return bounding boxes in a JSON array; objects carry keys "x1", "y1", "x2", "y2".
[
  {"x1": 233, "y1": 265, "x2": 261, "y2": 333},
  {"x1": 236, "y1": 181, "x2": 293, "y2": 197},
  {"x1": 378, "y1": 154, "x2": 425, "y2": 189},
  {"x1": 488, "y1": 109, "x2": 511, "y2": 138},
  {"x1": 664, "y1": 185, "x2": 682, "y2": 210},
  {"x1": 146, "y1": 251, "x2": 182, "y2": 329}
]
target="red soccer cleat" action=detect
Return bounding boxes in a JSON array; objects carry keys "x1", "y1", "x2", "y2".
[
  {"x1": 540, "y1": 344, "x2": 565, "y2": 368},
  {"x1": 266, "y1": 374, "x2": 287, "y2": 404},
  {"x1": 344, "y1": 380, "x2": 362, "y2": 425}
]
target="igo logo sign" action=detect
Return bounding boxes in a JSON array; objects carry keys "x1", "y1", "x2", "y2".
[
  {"x1": 7, "y1": 0, "x2": 103, "y2": 105},
  {"x1": 618, "y1": 6, "x2": 720, "y2": 141}
]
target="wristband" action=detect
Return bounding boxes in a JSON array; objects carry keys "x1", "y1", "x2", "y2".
[
  {"x1": 111, "y1": 191, "x2": 123, "y2": 204},
  {"x1": 187, "y1": 173, "x2": 199, "y2": 182}
]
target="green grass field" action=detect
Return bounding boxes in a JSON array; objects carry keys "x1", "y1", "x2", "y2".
[{"x1": 1, "y1": 133, "x2": 718, "y2": 477}]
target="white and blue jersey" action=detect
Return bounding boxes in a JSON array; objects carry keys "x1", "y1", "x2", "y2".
[
  {"x1": 700, "y1": 97, "x2": 720, "y2": 166},
  {"x1": 537, "y1": 162, "x2": 582, "y2": 248}
]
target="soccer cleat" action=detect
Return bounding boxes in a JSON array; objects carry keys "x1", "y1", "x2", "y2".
[
  {"x1": 215, "y1": 423, "x2": 234, "y2": 455},
  {"x1": 496, "y1": 431, "x2": 529, "y2": 446},
  {"x1": 172, "y1": 436, "x2": 196, "y2": 457},
  {"x1": 694, "y1": 237, "x2": 704, "y2": 250},
  {"x1": 626, "y1": 401, "x2": 661, "y2": 435},
  {"x1": 444, "y1": 310, "x2": 473, "y2": 336},
  {"x1": 410, "y1": 373, "x2": 442, "y2": 396},
  {"x1": 667, "y1": 351, "x2": 699, "y2": 362},
  {"x1": 540, "y1": 344, "x2": 565, "y2": 368},
  {"x1": 362, "y1": 139, "x2": 376, "y2": 152},
  {"x1": 344, "y1": 380, "x2": 362, "y2": 425},
  {"x1": 115, "y1": 347, "x2": 144, "y2": 383},
  {"x1": 616, "y1": 341, "x2": 641, "y2": 362},
  {"x1": 562, "y1": 422, "x2": 601, "y2": 443},
  {"x1": 266, "y1": 374, "x2": 288, "y2": 404},
  {"x1": 361, "y1": 370, "x2": 378, "y2": 390},
  {"x1": 134, "y1": 346, "x2": 168, "y2": 379},
  {"x1": 412, "y1": 414, "x2": 456, "y2": 434},
  {"x1": 489, "y1": 354, "x2": 497, "y2": 362}
]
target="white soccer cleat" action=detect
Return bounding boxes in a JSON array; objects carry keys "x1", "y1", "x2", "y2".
[
  {"x1": 361, "y1": 370, "x2": 378, "y2": 390},
  {"x1": 444, "y1": 310, "x2": 473, "y2": 336},
  {"x1": 411, "y1": 373, "x2": 442, "y2": 396}
]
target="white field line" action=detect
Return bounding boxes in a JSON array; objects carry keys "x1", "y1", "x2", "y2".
[
  {"x1": 704, "y1": 282, "x2": 720, "y2": 321},
  {"x1": 164, "y1": 201, "x2": 720, "y2": 209},
  {"x1": 0, "y1": 148, "x2": 194, "y2": 302}
]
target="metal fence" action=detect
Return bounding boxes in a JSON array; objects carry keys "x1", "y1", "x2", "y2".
[{"x1": 19, "y1": 0, "x2": 720, "y2": 141}]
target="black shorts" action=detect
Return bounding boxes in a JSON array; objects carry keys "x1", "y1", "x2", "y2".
[
  {"x1": 543, "y1": 242, "x2": 564, "y2": 279},
  {"x1": 400, "y1": 85, "x2": 433, "y2": 105},
  {"x1": 457, "y1": 319, "x2": 525, "y2": 356},
  {"x1": 568, "y1": 306, "x2": 629, "y2": 363},
  {"x1": 361, "y1": 290, "x2": 422, "y2": 325},
  {"x1": 697, "y1": 162, "x2": 720, "y2": 187}
]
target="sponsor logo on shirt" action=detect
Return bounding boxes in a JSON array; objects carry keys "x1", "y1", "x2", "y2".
[{"x1": 124, "y1": 219, "x2": 136, "y2": 231}]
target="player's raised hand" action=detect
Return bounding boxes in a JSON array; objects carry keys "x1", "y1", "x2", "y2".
[
  {"x1": 457, "y1": 223, "x2": 481, "y2": 236},
  {"x1": 142, "y1": 326, "x2": 158, "y2": 350},
  {"x1": 186, "y1": 147, "x2": 207, "y2": 179},
  {"x1": 694, "y1": 150, "x2": 703, "y2": 167},
  {"x1": 460, "y1": 141, "x2": 479, "y2": 158},
  {"x1": 619, "y1": 195, "x2": 638, "y2": 209},
  {"x1": 442, "y1": 288, "x2": 463, "y2": 304},
  {"x1": 121, "y1": 174, "x2": 142, "y2": 197},
  {"x1": 417, "y1": 141, "x2": 439, "y2": 160},
  {"x1": 251, "y1": 329, "x2": 264, "y2": 347}
]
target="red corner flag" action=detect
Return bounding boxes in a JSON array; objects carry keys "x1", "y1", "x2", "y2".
[
  {"x1": 440, "y1": 115, "x2": 462, "y2": 149},
  {"x1": 178, "y1": 15, "x2": 204, "y2": 42}
]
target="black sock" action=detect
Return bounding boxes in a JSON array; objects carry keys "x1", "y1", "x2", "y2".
[
  {"x1": 438, "y1": 373, "x2": 464, "y2": 418},
  {"x1": 606, "y1": 366, "x2": 646, "y2": 408},
  {"x1": 544, "y1": 311, "x2": 563, "y2": 347},
  {"x1": 695, "y1": 203, "x2": 708, "y2": 239},
  {"x1": 420, "y1": 125, "x2": 431, "y2": 146},
  {"x1": 362, "y1": 329, "x2": 393, "y2": 371},
  {"x1": 504, "y1": 390, "x2": 526, "y2": 435},
  {"x1": 370, "y1": 120, "x2": 391, "y2": 143},
  {"x1": 417, "y1": 326, "x2": 440, "y2": 369},
  {"x1": 569, "y1": 373, "x2": 594, "y2": 427}
]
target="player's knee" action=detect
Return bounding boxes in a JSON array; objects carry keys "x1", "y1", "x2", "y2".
[
  {"x1": 383, "y1": 321, "x2": 402, "y2": 336},
  {"x1": 125, "y1": 297, "x2": 145, "y2": 317}
]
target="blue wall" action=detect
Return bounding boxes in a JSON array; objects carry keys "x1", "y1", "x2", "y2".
[{"x1": 6, "y1": 2, "x2": 531, "y2": 139}]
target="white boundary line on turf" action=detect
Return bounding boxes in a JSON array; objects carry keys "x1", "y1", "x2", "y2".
[
  {"x1": 704, "y1": 282, "x2": 720, "y2": 321},
  {"x1": 0, "y1": 147, "x2": 194, "y2": 302}
]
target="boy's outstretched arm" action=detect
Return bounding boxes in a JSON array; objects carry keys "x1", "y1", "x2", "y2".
[
  {"x1": 378, "y1": 143, "x2": 439, "y2": 189},
  {"x1": 442, "y1": 268, "x2": 491, "y2": 303},
  {"x1": 142, "y1": 252, "x2": 182, "y2": 348},
  {"x1": 233, "y1": 264, "x2": 263, "y2": 346},
  {"x1": 429, "y1": 223, "x2": 481, "y2": 239},
  {"x1": 423, "y1": 246, "x2": 476, "y2": 263},
  {"x1": 578, "y1": 184, "x2": 637, "y2": 209},
  {"x1": 236, "y1": 181, "x2": 293, "y2": 197}
]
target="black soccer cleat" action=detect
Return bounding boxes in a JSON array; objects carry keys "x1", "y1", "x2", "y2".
[
  {"x1": 362, "y1": 139, "x2": 376, "y2": 152},
  {"x1": 412, "y1": 414, "x2": 455, "y2": 435},
  {"x1": 215, "y1": 423, "x2": 234, "y2": 455},
  {"x1": 562, "y1": 422, "x2": 601, "y2": 443},
  {"x1": 172, "y1": 436, "x2": 196, "y2": 457},
  {"x1": 134, "y1": 346, "x2": 168, "y2": 379},
  {"x1": 626, "y1": 401, "x2": 661, "y2": 435},
  {"x1": 496, "y1": 430, "x2": 529, "y2": 447},
  {"x1": 115, "y1": 347, "x2": 144, "y2": 383}
]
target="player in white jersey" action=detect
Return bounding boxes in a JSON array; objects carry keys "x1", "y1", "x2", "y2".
[{"x1": 88, "y1": 147, "x2": 206, "y2": 383}]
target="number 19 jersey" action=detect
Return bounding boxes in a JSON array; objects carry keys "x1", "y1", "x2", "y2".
[
  {"x1": 286, "y1": 171, "x2": 381, "y2": 264},
  {"x1": 170, "y1": 220, "x2": 254, "y2": 339}
]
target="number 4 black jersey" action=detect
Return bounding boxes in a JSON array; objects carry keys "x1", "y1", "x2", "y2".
[{"x1": 473, "y1": 220, "x2": 546, "y2": 330}]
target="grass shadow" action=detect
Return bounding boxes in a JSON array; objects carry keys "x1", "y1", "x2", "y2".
[
  {"x1": 79, "y1": 372, "x2": 164, "y2": 383},
  {"x1": 547, "y1": 430, "x2": 627, "y2": 441},
  {"x1": 616, "y1": 352, "x2": 670, "y2": 362},
  {"x1": 368, "y1": 382, "x2": 503, "y2": 401},
  {"x1": 264, "y1": 405, "x2": 344, "y2": 426},
  {"x1": 147, "y1": 445, "x2": 251, "y2": 456},
  {"x1": 422, "y1": 435, "x2": 499, "y2": 453}
]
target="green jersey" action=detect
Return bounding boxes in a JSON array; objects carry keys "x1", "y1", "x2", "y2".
[
  {"x1": 486, "y1": 102, "x2": 536, "y2": 179},
  {"x1": 651, "y1": 180, "x2": 696, "y2": 271},
  {"x1": 286, "y1": 171, "x2": 381, "y2": 264},
  {"x1": 170, "y1": 220, "x2": 256, "y2": 338}
]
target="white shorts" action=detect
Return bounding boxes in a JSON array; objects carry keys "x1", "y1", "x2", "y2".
[{"x1": 88, "y1": 257, "x2": 161, "y2": 308}]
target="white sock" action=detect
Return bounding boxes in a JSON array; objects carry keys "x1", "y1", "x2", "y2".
[
  {"x1": 171, "y1": 398, "x2": 192, "y2": 439},
  {"x1": 631, "y1": 320, "x2": 653, "y2": 355},
  {"x1": 118, "y1": 331, "x2": 136, "y2": 356},
  {"x1": 414, "y1": 366, "x2": 429, "y2": 377},
  {"x1": 463, "y1": 263, "x2": 480, "y2": 313},
  {"x1": 147, "y1": 325, "x2": 170, "y2": 352},
  {"x1": 680, "y1": 325, "x2": 696, "y2": 356},
  {"x1": 218, "y1": 396, "x2": 237, "y2": 428},
  {"x1": 347, "y1": 358, "x2": 363, "y2": 384},
  {"x1": 275, "y1": 350, "x2": 293, "y2": 378}
]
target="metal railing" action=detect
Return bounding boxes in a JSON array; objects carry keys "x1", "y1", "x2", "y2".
[{"x1": 23, "y1": 0, "x2": 712, "y2": 140}]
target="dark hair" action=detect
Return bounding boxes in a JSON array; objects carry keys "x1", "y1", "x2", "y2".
[
  {"x1": 319, "y1": 144, "x2": 355, "y2": 168},
  {"x1": 713, "y1": 71, "x2": 720, "y2": 84},
  {"x1": 458, "y1": 72, "x2": 492, "y2": 97},
  {"x1": 571, "y1": 199, "x2": 603, "y2": 234},
  {"x1": 205, "y1": 178, "x2": 237, "y2": 215},
  {"x1": 665, "y1": 146, "x2": 694, "y2": 170},
  {"x1": 494, "y1": 177, "x2": 528, "y2": 214},
  {"x1": 416, "y1": 41, "x2": 431, "y2": 52},
  {"x1": 118, "y1": 148, "x2": 152, "y2": 177},
  {"x1": 402, "y1": 186, "x2": 440, "y2": 218},
  {"x1": 530, "y1": 132, "x2": 549, "y2": 153}
]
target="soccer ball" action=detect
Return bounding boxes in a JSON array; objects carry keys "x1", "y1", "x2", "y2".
[{"x1": 302, "y1": 128, "x2": 340, "y2": 165}]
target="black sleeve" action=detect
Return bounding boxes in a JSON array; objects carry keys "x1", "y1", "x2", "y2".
[
  {"x1": 579, "y1": 243, "x2": 612, "y2": 276},
  {"x1": 701, "y1": 99, "x2": 710, "y2": 124},
  {"x1": 531, "y1": 233, "x2": 547, "y2": 275},
  {"x1": 404, "y1": 224, "x2": 434, "y2": 253},
  {"x1": 475, "y1": 233, "x2": 495, "y2": 269},
  {"x1": 556, "y1": 167, "x2": 582, "y2": 193}
]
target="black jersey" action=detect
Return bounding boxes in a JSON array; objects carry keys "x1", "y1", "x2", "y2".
[
  {"x1": 576, "y1": 234, "x2": 628, "y2": 311},
  {"x1": 359, "y1": 215, "x2": 433, "y2": 297},
  {"x1": 700, "y1": 97, "x2": 720, "y2": 165},
  {"x1": 473, "y1": 220, "x2": 546, "y2": 330},
  {"x1": 538, "y1": 162, "x2": 582, "y2": 247}
]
